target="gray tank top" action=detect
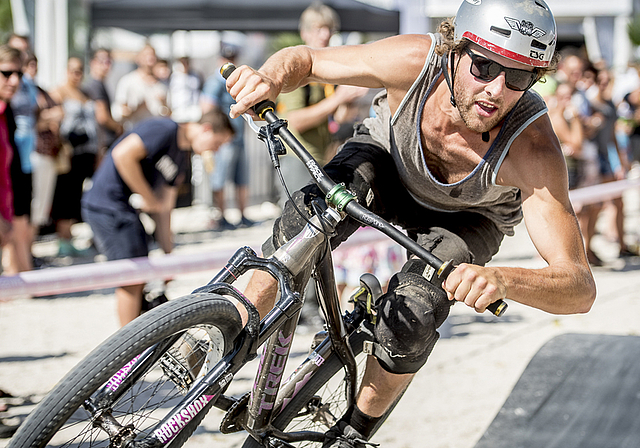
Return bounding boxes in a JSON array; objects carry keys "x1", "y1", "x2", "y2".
[{"x1": 362, "y1": 33, "x2": 548, "y2": 236}]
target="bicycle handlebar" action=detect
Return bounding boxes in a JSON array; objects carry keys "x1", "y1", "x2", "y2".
[
  {"x1": 220, "y1": 63, "x2": 277, "y2": 119},
  {"x1": 220, "y1": 63, "x2": 507, "y2": 317}
]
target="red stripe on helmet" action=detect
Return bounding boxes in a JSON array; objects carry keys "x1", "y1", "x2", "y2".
[{"x1": 462, "y1": 32, "x2": 549, "y2": 68}]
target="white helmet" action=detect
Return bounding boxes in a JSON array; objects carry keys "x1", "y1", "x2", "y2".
[{"x1": 454, "y1": 0, "x2": 557, "y2": 68}]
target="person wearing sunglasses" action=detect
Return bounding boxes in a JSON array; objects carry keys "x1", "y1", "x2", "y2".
[
  {"x1": 0, "y1": 46, "x2": 25, "y2": 255},
  {"x1": 0, "y1": 55, "x2": 22, "y2": 219},
  {"x1": 0, "y1": 44, "x2": 23, "y2": 439},
  {"x1": 227, "y1": 1, "x2": 596, "y2": 446}
]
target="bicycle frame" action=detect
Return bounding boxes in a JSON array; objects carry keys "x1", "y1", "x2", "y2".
[{"x1": 83, "y1": 202, "x2": 365, "y2": 447}]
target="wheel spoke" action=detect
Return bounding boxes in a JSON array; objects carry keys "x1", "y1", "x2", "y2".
[{"x1": 27, "y1": 313, "x2": 237, "y2": 447}]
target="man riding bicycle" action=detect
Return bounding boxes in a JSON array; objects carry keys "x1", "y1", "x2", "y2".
[{"x1": 226, "y1": 0, "x2": 596, "y2": 446}]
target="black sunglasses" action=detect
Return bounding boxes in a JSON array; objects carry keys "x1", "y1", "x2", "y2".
[
  {"x1": 463, "y1": 48, "x2": 537, "y2": 92},
  {"x1": 0, "y1": 70, "x2": 23, "y2": 80}
]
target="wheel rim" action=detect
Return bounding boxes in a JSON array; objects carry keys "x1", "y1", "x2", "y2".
[{"x1": 46, "y1": 324, "x2": 226, "y2": 447}]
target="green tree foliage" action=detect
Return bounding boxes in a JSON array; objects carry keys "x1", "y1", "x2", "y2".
[
  {"x1": 628, "y1": 14, "x2": 640, "y2": 47},
  {"x1": 0, "y1": 0, "x2": 14, "y2": 41}
]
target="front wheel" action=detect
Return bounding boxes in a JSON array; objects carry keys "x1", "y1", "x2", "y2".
[{"x1": 8, "y1": 293, "x2": 243, "y2": 448}]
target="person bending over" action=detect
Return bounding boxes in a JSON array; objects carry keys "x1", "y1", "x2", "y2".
[{"x1": 81, "y1": 110, "x2": 234, "y2": 326}]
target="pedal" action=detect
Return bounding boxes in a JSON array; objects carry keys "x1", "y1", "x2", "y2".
[
  {"x1": 160, "y1": 330, "x2": 209, "y2": 393},
  {"x1": 160, "y1": 351, "x2": 193, "y2": 392}
]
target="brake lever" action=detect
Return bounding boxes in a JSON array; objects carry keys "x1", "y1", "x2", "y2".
[{"x1": 241, "y1": 113, "x2": 261, "y2": 134}]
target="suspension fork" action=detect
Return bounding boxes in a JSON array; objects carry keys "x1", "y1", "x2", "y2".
[
  {"x1": 85, "y1": 336, "x2": 239, "y2": 448},
  {"x1": 90, "y1": 334, "x2": 184, "y2": 409}
]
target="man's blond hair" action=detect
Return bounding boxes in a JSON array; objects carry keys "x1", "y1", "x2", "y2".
[{"x1": 0, "y1": 45, "x2": 22, "y2": 65}]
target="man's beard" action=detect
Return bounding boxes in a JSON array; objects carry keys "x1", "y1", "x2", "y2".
[{"x1": 453, "y1": 82, "x2": 507, "y2": 133}]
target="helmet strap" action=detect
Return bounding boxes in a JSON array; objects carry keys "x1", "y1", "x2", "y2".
[{"x1": 441, "y1": 51, "x2": 457, "y2": 107}]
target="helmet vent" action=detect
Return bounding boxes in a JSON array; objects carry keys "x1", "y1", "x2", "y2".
[
  {"x1": 490, "y1": 26, "x2": 511, "y2": 38},
  {"x1": 531, "y1": 39, "x2": 547, "y2": 50}
]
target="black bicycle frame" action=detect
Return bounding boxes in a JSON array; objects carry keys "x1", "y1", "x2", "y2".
[{"x1": 83, "y1": 202, "x2": 360, "y2": 447}]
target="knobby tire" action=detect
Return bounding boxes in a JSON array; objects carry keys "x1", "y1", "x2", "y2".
[{"x1": 7, "y1": 293, "x2": 243, "y2": 448}]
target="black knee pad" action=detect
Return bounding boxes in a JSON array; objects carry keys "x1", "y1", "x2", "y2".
[
  {"x1": 371, "y1": 266, "x2": 452, "y2": 374},
  {"x1": 262, "y1": 186, "x2": 322, "y2": 257},
  {"x1": 262, "y1": 173, "x2": 366, "y2": 258},
  {"x1": 398, "y1": 258, "x2": 455, "y2": 329}
]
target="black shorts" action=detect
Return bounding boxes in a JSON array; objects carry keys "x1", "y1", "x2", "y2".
[
  {"x1": 52, "y1": 153, "x2": 96, "y2": 222},
  {"x1": 12, "y1": 171, "x2": 32, "y2": 217},
  {"x1": 10, "y1": 142, "x2": 32, "y2": 218},
  {"x1": 265, "y1": 132, "x2": 505, "y2": 267},
  {"x1": 81, "y1": 205, "x2": 148, "y2": 261}
]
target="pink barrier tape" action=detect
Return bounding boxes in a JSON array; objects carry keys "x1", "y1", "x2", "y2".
[
  {"x1": 569, "y1": 177, "x2": 640, "y2": 207},
  {"x1": 0, "y1": 228, "x2": 389, "y2": 299},
  {"x1": 2, "y1": 175, "x2": 638, "y2": 301},
  {"x1": 0, "y1": 250, "x2": 246, "y2": 299}
]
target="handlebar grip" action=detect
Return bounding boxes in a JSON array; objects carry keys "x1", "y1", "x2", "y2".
[
  {"x1": 219, "y1": 62, "x2": 276, "y2": 119},
  {"x1": 440, "y1": 260, "x2": 507, "y2": 317},
  {"x1": 220, "y1": 62, "x2": 236, "y2": 80},
  {"x1": 487, "y1": 299, "x2": 508, "y2": 317}
]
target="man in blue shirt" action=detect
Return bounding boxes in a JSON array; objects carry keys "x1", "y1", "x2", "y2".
[{"x1": 81, "y1": 110, "x2": 234, "y2": 326}]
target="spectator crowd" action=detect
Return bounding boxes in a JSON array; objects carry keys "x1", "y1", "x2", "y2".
[
  {"x1": 0, "y1": 33, "x2": 250, "y2": 279},
  {"x1": 539, "y1": 47, "x2": 640, "y2": 265},
  {"x1": 1, "y1": 7, "x2": 640, "y2": 287}
]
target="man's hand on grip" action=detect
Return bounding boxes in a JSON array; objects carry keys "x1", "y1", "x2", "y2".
[{"x1": 442, "y1": 263, "x2": 506, "y2": 313}]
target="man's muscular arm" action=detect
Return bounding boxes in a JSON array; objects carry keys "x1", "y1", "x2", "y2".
[
  {"x1": 112, "y1": 134, "x2": 163, "y2": 214},
  {"x1": 227, "y1": 34, "x2": 433, "y2": 119},
  {"x1": 443, "y1": 115, "x2": 596, "y2": 315}
]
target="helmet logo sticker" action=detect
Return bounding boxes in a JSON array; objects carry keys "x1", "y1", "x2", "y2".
[
  {"x1": 504, "y1": 17, "x2": 546, "y2": 39},
  {"x1": 464, "y1": 0, "x2": 482, "y2": 5}
]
